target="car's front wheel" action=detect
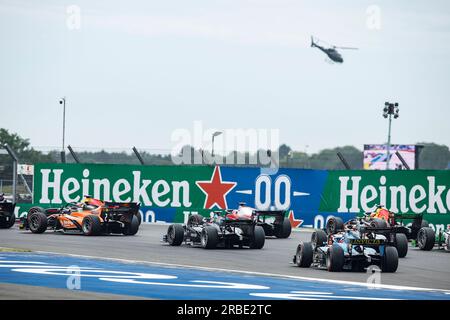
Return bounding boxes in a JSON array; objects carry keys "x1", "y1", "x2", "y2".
[
  {"x1": 27, "y1": 211, "x2": 48, "y2": 234},
  {"x1": 167, "y1": 224, "x2": 184, "y2": 246},
  {"x1": 201, "y1": 226, "x2": 219, "y2": 249},
  {"x1": 294, "y1": 242, "x2": 313, "y2": 267},
  {"x1": 311, "y1": 229, "x2": 328, "y2": 251},
  {"x1": 326, "y1": 217, "x2": 344, "y2": 235},
  {"x1": 417, "y1": 227, "x2": 435, "y2": 251}
]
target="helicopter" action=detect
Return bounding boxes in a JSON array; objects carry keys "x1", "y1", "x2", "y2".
[{"x1": 311, "y1": 36, "x2": 358, "y2": 63}]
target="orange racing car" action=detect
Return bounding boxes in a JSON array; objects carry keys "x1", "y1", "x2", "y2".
[{"x1": 20, "y1": 196, "x2": 141, "y2": 236}]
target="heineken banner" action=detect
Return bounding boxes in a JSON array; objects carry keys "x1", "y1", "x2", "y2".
[{"x1": 19, "y1": 163, "x2": 450, "y2": 232}]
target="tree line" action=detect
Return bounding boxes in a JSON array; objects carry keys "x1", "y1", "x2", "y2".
[{"x1": 1, "y1": 128, "x2": 449, "y2": 183}]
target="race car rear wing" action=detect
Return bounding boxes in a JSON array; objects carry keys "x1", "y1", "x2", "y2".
[
  {"x1": 359, "y1": 226, "x2": 402, "y2": 244},
  {"x1": 103, "y1": 202, "x2": 140, "y2": 215},
  {"x1": 361, "y1": 226, "x2": 403, "y2": 233},
  {"x1": 254, "y1": 210, "x2": 286, "y2": 217}
]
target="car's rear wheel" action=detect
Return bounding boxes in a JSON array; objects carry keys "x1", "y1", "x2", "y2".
[
  {"x1": 311, "y1": 229, "x2": 328, "y2": 251},
  {"x1": 326, "y1": 217, "x2": 344, "y2": 235},
  {"x1": 0, "y1": 212, "x2": 16, "y2": 229},
  {"x1": 201, "y1": 226, "x2": 219, "y2": 249},
  {"x1": 417, "y1": 227, "x2": 435, "y2": 251},
  {"x1": 250, "y1": 226, "x2": 265, "y2": 249},
  {"x1": 122, "y1": 215, "x2": 139, "y2": 236},
  {"x1": 27, "y1": 211, "x2": 48, "y2": 234},
  {"x1": 274, "y1": 219, "x2": 292, "y2": 239},
  {"x1": 136, "y1": 211, "x2": 142, "y2": 225},
  {"x1": 381, "y1": 246, "x2": 399, "y2": 272},
  {"x1": 295, "y1": 242, "x2": 313, "y2": 267},
  {"x1": 82, "y1": 215, "x2": 102, "y2": 236},
  {"x1": 326, "y1": 244, "x2": 344, "y2": 272},
  {"x1": 394, "y1": 233, "x2": 408, "y2": 258},
  {"x1": 167, "y1": 224, "x2": 184, "y2": 246}
]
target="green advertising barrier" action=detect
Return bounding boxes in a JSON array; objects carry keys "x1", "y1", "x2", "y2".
[
  {"x1": 319, "y1": 170, "x2": 450, "y2": 229},
  {"x1": 13, "y1": 163, "x2": 450, "y2": 231},
  {"x1": 33, "y1": 163, "x2": 213, "y2": 208}
]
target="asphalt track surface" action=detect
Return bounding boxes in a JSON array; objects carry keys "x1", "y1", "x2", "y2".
[{"x1": 1, "y1": 224, "x2": 450, "y2": 299}]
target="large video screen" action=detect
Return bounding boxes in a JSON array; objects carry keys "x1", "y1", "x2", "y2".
[{"x1": 363, "y1": 144, "x2": 416, "y2": 170}]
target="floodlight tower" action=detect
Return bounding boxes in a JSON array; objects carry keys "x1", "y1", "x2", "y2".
[{"x1": 382, "y1": 102, "x2": 399, "y2": 170}]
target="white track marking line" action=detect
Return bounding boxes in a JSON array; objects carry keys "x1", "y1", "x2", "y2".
[{"x1": 29, "y1": 250, "x2": 450, "y2": 294}]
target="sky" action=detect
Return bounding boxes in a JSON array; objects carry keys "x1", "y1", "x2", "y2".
[{"x1": 0, "y1": 0, "x2": 449, "y2": 155}]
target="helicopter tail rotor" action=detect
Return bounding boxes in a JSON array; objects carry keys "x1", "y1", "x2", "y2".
[{"x1": 311, "y1": 36, "x2": 315, "y2": 47}]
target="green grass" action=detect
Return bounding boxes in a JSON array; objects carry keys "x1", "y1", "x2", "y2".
[{"x1": 0, "y1": 247, "x2": 32, "y2": 253}]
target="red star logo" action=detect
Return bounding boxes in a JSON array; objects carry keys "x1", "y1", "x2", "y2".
[
  {"x1": 288, "y1": 210, "x2": 303, "y2": 228},
  {"x1": 196, "y1": 166, "x2": 237, "y2": 209}
]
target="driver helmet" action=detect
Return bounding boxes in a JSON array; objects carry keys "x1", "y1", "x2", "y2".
[
  {"x1": 371, "y1": 204, "x2": 389, "y2": 221},
  {"x1": 82, "y1": 195, "x2": 103, "y2": 210}
]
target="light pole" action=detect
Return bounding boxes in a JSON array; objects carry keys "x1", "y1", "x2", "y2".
[
  {"x1": 59, "y1": 97, "x2": 66, "y2": 163},
  {"x1": 382, "y1": 102, "x2": 399, "y2": 170},
  {"x1": 211, "y1": 131, "x2": 222, "y2": 158}
]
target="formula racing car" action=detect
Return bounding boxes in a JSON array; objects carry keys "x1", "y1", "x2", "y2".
[
  {"x1": 20, "y1": 196, "x2": 141, "y2": 236},
  {"x1": 0, "y1": 193, "x2": 16, "y2": 229},
  {"x1": 293, "y1": 217, "x2": 399, "y2": 272},
  {"x1": 233, "y1": 202, "x2": 291, "y2": 238},
  {"x1": 163, "y1": 206, "x2": 266, "y2": 249},
  {"x1": 353, "y1": 205, "x2": 430, "y2": 257}
]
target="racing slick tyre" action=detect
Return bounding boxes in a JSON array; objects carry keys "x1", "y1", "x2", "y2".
[
  {"x1": 370, "y1": 218, "x2": 388, "y2": 229},
  {"x1": 136, "y1": 211, "x2": 142, "y2": 225},
  {"x1": 0, "y1": 213, "x2": 15, "y2": 229},
  {"x1": 326, "y1": 244, "x2": 344, "y2": 272},
  {"x1": 326, "y1": 217, "x2": 344, "y2": 235},
  {"x1": 201, "y1": 226, "x2": 219, "y2": 249},
  {"x1": 294, "y1": 242, "x2": 313, "y2": 267},
  {"x1": 82, "y1": 215, "x2": 102, "y2": 236},
  {"x1": 187, "y1": 214, "x2": 204, "y2": 227},
  {"x1": 274, "y1": 219, "x2": 292, "y2": 239},
  {"x1": 394, "y1": 233, "x2": 408, "y2": 258},
  {"x1": 167, "y1": 224, "x2": 184, "y2": 246},
  {"x1": 27, "y1": 211, "x2": 48, "y2": 234},
  {"x1": 311, "y1": 229, "x2": 328, "y2": 251},
  {"x1": 122, "y1": 215, "x2": 139, "y2": 236},
  {"x1": 417, "y1": 227, "x2": 435, "y2": 251},
  {"x1": 250, "y1": 226, "x2": 266, "y2": 249},
  {"x1": 381, "y1": 246, "x2": 399, "y2": 272}
]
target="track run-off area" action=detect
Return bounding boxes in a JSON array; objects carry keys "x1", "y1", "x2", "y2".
[{"x1": 1, "y1": 224, "x2": 450, "y2": 300}]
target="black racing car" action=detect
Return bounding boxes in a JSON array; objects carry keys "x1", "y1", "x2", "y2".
[
  {"x1": 163, "y1": 206, "x2": 265, "y2": 249},
  {"x1": 293, "y1": 217, "x2": 399, "y2": 273},
  {"x1": 0, "y1": 194, "x2": 16, "y2": 229},
  {"x1": 357, "y1": 207, "x2": 430, "y2": 258}
]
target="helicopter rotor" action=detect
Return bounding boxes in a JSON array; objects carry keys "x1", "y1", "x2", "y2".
[{"x1": 333, "y1": 46, "x2": 358, "y2": 50}]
